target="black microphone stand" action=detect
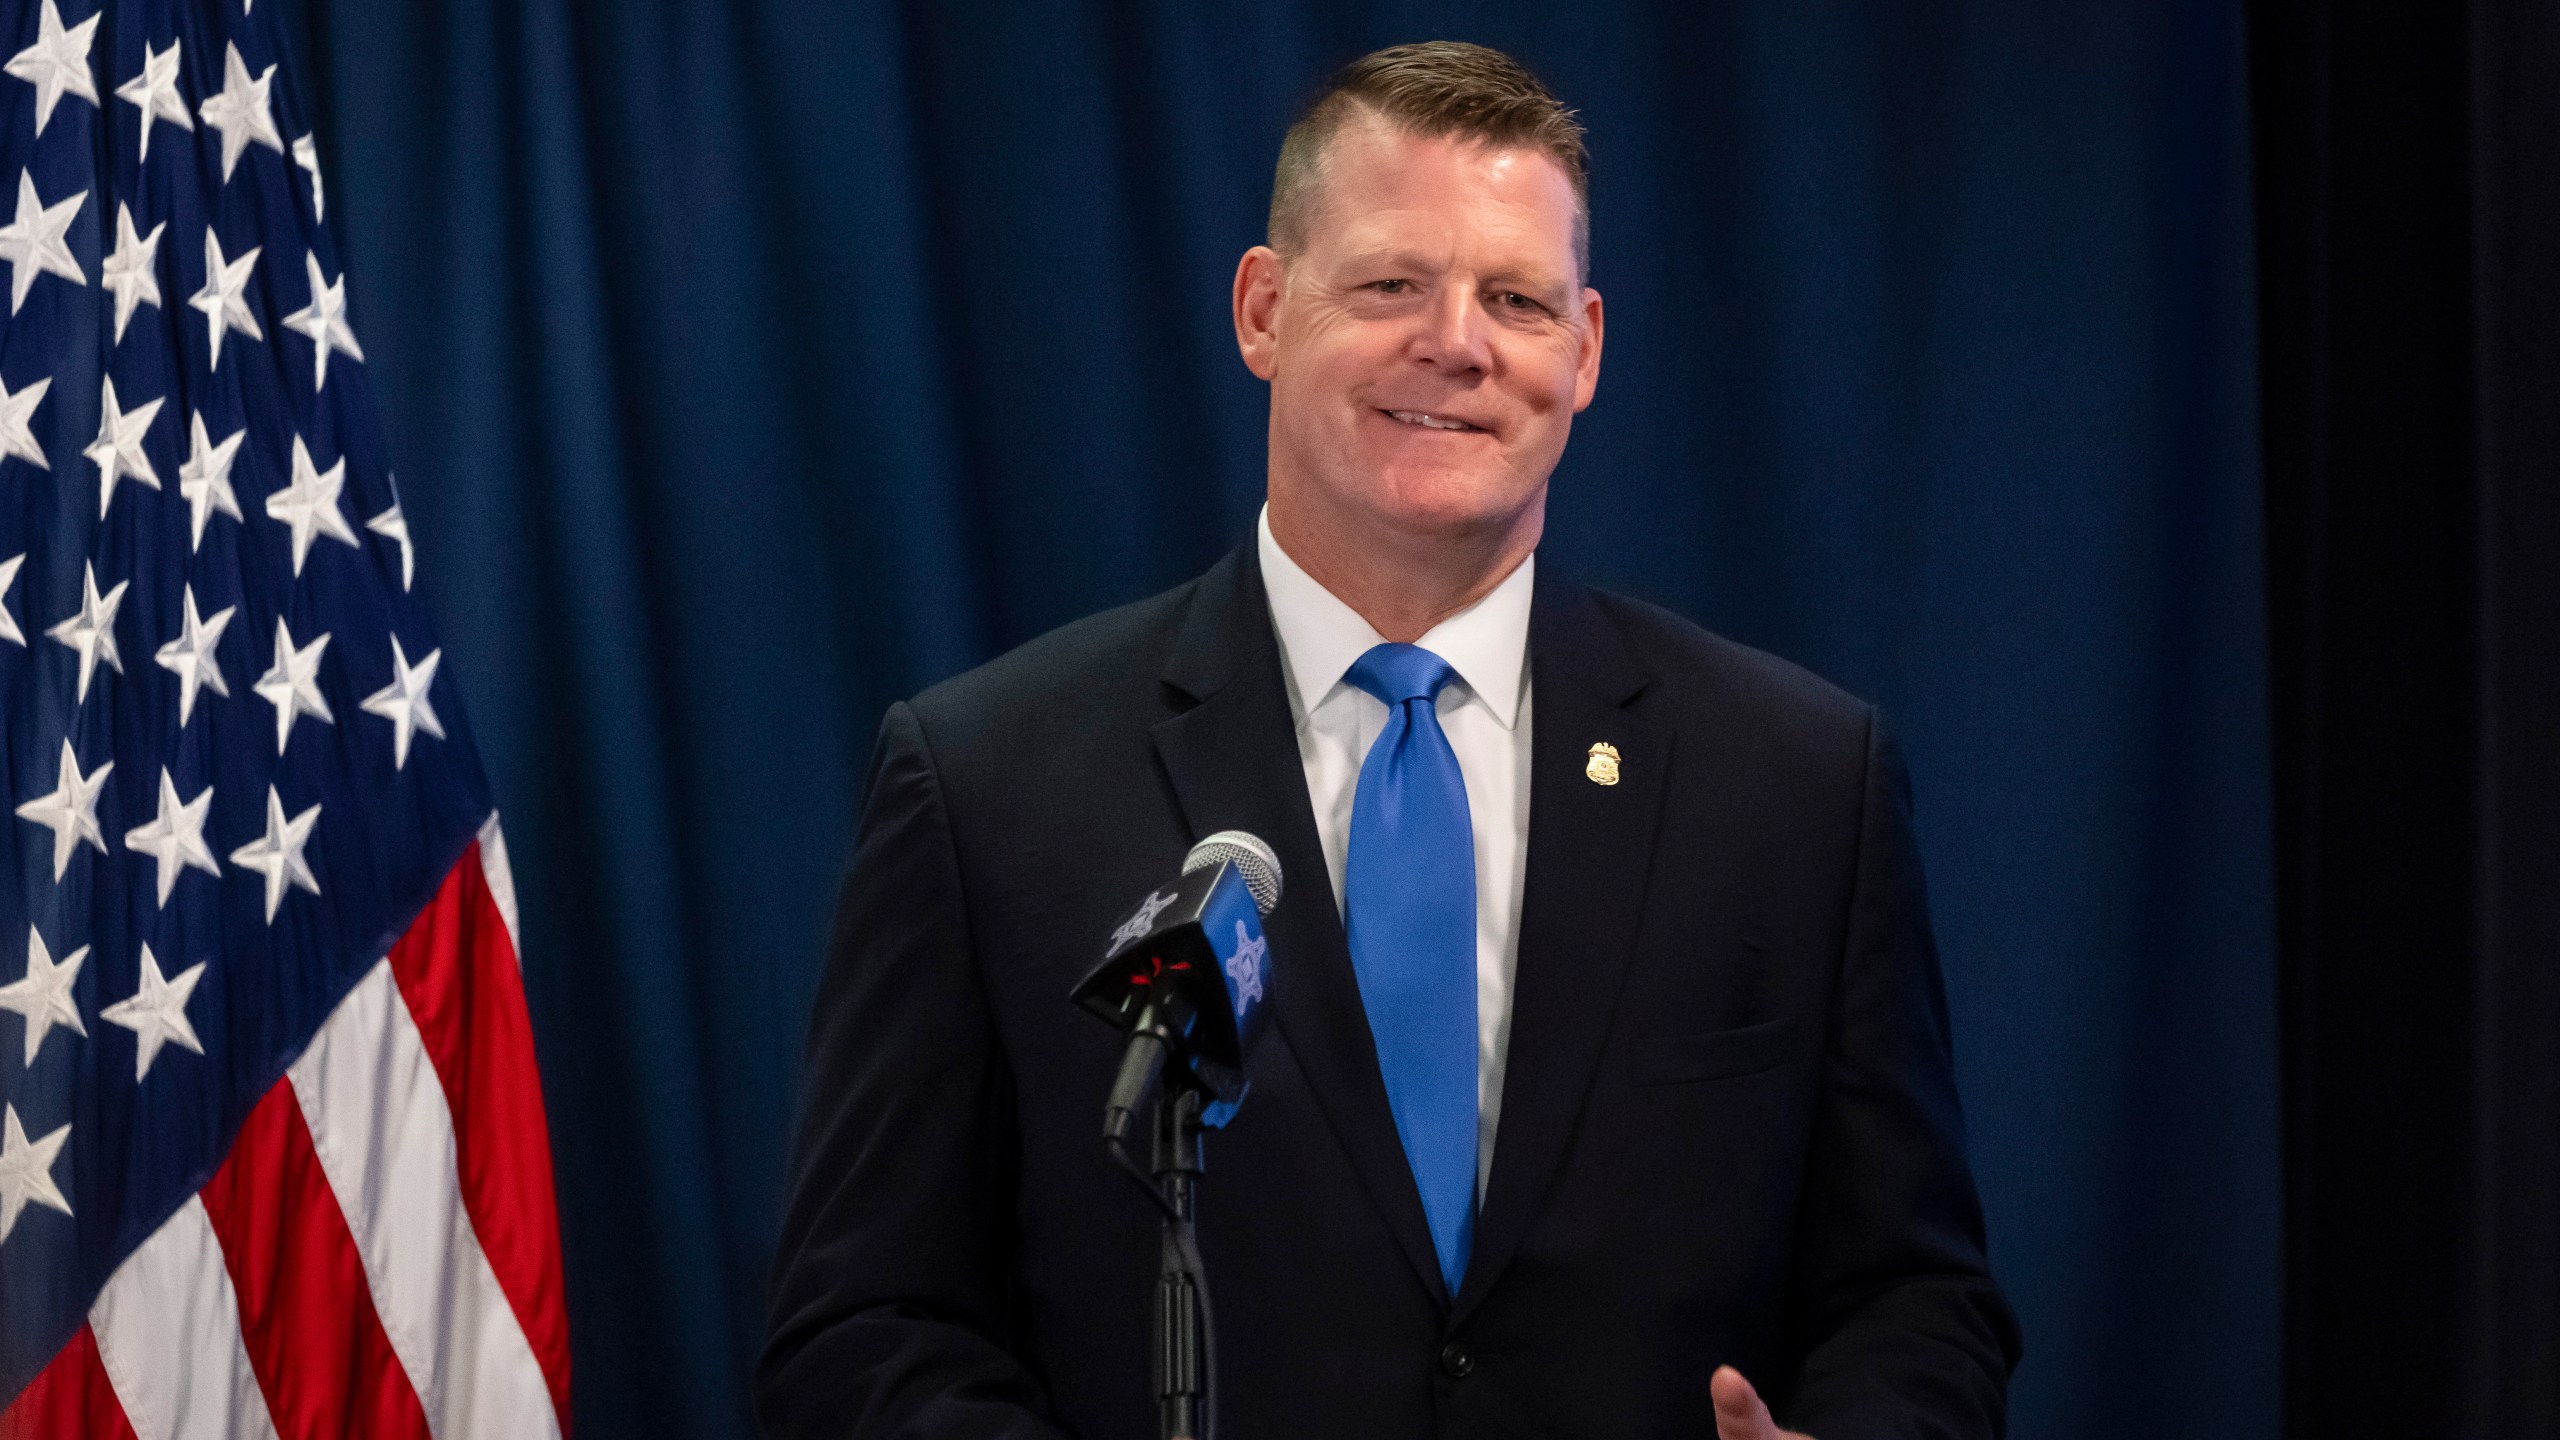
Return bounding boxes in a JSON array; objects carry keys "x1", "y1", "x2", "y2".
[
  {"x1": 1102, "y1": 1035, "x2": 1218, "y2": 1440},
  {"x1": 1151, "y1": 1088, "x2": 1212, "y2": 1440}
]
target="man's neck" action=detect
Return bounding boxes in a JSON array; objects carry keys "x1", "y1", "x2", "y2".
[{"x1": 1265, "y1": 490, "x2": 1542, "y2": 643}]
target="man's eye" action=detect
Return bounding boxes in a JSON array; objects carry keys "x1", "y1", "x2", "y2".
[
  {"x1": 1501, "y1": 292, "x2": 1538, "y2": 310},
  {"x1": 1372, "y1": 279, "x2": 1409, "y2": 294}
]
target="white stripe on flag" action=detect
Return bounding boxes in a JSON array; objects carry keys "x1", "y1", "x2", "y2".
[
  {"x1": 287, "y1": 960, "x2": 562, "y2": 1440},
  {"x1": 88, "y1": 1195, "x2": 283, "y2": 1440},
  {"x1": 475, "y1": 814, "x2": 522, "y2": 959}
]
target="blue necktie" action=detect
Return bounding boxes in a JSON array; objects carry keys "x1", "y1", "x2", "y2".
[{"x1": 1342, "y1": 643, "x2": 1477, "y2": 1296}]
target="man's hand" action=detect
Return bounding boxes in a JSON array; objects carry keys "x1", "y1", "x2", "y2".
[{"x1": 1711, "y1": 1366, "x2": 1815, "y2": 1440}]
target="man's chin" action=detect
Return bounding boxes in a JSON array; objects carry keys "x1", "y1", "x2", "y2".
[{"x1": 1352, "y1": 468, "x2": 1545, "y2": 545}]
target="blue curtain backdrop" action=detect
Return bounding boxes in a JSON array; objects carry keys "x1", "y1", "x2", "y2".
[{"x1": 270, "y1": 2, "x2": 2274, "y2": 1436}]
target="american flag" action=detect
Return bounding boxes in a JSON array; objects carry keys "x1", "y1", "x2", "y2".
[{"x1": 0, "y1": 0, "x2": 571, "y2": 1435}]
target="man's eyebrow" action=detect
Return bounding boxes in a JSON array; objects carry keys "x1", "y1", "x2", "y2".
[
  {"x1": 1476, "y1": 265, "x2": 1568, "y2": 289},
  {"x1": 1338, "y1": 248, "x2": 1449, "y2": 273},
  {"x1": 1338, "y1": 250, "x2": 1569, "y2": 294}
]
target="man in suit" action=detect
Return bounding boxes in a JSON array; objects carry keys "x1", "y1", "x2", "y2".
[{"x1": 760, "y1": 41, "x2": 2019, "y2": 1440}]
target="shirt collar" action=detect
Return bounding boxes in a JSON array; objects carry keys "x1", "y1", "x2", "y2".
[{"x1": 1256, "y1": 504, "x2": 1533, "y2": 731}]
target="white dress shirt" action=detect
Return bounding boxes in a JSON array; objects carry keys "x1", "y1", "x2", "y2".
[{"x1": 1256, "y1": 507, "x2": 1534, "y2": 1198}]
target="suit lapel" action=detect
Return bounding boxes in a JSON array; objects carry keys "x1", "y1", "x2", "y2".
[
  {"x1": 1455, "y1": 574, "x2": 1670, "y2": 1321},
  {"x1": 1149, "y1": 548, "x2": 1451, "y2": 1305}
]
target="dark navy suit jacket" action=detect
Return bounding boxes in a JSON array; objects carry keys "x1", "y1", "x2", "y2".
[{"x1": 758, "y1": 545, "x2": 2020, "y2": 1439}]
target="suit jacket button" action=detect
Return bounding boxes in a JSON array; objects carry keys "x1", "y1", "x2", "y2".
[{"x1": 1438, "y1": 1341, "x2": 1474, "y2": 1379}]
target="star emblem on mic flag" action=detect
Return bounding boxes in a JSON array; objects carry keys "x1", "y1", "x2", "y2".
[
  {"x1": 0, "y1": 928, "x2": 86, "y2": 1065},
  {"x1": 178, "y1": 411, "x2": 246, "y2": 551},
  {"x1": 45, "y1": 559, "x2": 127, "y2": 702},
  {"x1": 113, "y1": 37, "x2": 194, "y2": 164},
  {"x1": 14, "y1": 741, "x2": 110, "y2": 881},
  {"x1": 360, "y1": 635, "x2": 443, "y2": 770},
  {"x1": 1225, "y1": 921, "x2": 1266, "y2": 1004},
  {"x1": 0, "y1": 169, "x2": 85, "y2": 314},
  {"x1": 267, "y1": 435, "x2": 360, "y2": 574},
  {"x1": 251, "y1": 617, "x2": 332, "y2": 753},
  {"x1": 1110, "y1": 889, "x2": 1178, "y2": 951},
  {"x1": 0, "y1": 1103, "x2": 72, "y2": 1244},
  {"x1": 188, "y1": 227, "x2": 262, "y2": 369},
  {"x1": 100, "y1": 945, "x2": 206, "y2": 1081},
  {"x1": 123, "y1": 768, "x2": 218, "y2": 907},
  {"x1": 3, "y1": 0, "x2": 98, "y2": 137},
  {"x1": 197, "y1": 41, "x2": 282, "y2": 182},
  {"x1": 228, "y1": 785, "x2": 320, "y2": 923}
]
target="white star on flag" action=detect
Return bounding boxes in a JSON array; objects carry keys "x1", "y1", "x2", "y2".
[
  {"x1": 361, "y1": 635, "x2": 444, "y2": 769},
  {"x1": 124, "y1": 767, "x2": 219, "y2": 906},
  {"x1": 367, "y1": 493, "x2": 414, "y2": 591},
  {"x1": 178, "y1": 412, "x2": 246, "y2": 551},
  {"x1": 188, "y1": 226, "x2": 262, "y2": 370},
  {"x1": 268, "y1": 434, "x2": 360, "y2": 574},
  {"x1": 0, "y1": 1103, "x2": 72, "y2": 1244},
  {"x1": 84, "y1": 374, "x2": 164, "y2": 518},
  {"x1": 0, "y1": 553, "x2": 21, "y2": 646},
  {"x1": 281, "y1": 251, "x2": 363, "y2": 390},
  {"x1": 113, "y1": 36, "x2": 193, "y2": 163},
  {"x1": 252, "y1": 616, "x2": 332, "y2": 753},
  {"x1": 0, "y1": 168, "x2": 85, "y2": 313},
  {"x1": 0, "y1": 927, "x2": 86, "y2": 1064},
  {"x1": 154, "y1": 583, "x2": 234, "y2": 725},
  {"x1": 100, "y1": 203, "x2": 165, "y2": 344},
  {"x1": 45, "y1": 559, "x2": 127, "y2": 702},
  {"x1": 13, "y1": 739, "x2": 110, "y2": 880},
  {"x1": 3, "y1": 0, "x2": 99, "y2": 137},
  {"x1": 228, "y1": 785, "x2": 320, "y2": 923},
  {"x1": 0, "y1": 371, "x2": 46, "y2": 470},
  {"x1": 101, "y1": 945, "x2": 206, "y2": 1080},
  {"x1": 197, "y1": 41, "x2": 283, "y2": 183},
  {"x1": 292, "y1": 133, "x2": 323, "y2": 220}
]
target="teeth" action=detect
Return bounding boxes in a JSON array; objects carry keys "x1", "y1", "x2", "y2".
[{"x1": 1388, "y1": 410, "x2": 1475, "y2": 431}]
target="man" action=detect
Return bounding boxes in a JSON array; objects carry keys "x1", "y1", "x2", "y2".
[{"x1": 761, "y1": 42, "x2": 2019, "y2": 1440}]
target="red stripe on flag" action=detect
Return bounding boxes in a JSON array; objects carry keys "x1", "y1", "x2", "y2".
[
  {"x1": 0, "y1": 1325, "x2": 137, "y2": 1440},
  {"x1": 198, "y1": 1082, "x2": 433, "y2": 1440},
  {"x1": 386, "y1": 841, "x2": 573, "y2": 1427}
]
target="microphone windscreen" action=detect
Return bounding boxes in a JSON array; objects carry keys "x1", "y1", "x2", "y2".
[{"x1": 1183, "y1": 830, "x2": 1282, "y2": 915}]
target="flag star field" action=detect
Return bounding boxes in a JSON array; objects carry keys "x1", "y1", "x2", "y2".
[{"x1": 0, "y1": 0, "x2": 570, "y2": 1433}]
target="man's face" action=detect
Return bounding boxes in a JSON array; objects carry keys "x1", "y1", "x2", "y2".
[{"x1": 1236, "y1": 117, "x2": 1603, "y2": 549}]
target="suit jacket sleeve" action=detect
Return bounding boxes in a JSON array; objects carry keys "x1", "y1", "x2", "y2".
[
  {"x1": 756, "y1": 701, "x2": 1070, "y2": 1440},
  {"x1": 1778, "y1": 712, "x2": 2024, "y2": 1440}
]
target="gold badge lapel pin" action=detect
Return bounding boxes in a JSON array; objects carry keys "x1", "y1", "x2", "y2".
[{"x1": 1586, "y1": 741, "x2": 1621, "y2": 786}]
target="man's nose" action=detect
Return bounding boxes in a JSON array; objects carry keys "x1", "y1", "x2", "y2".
[{"x1": 1413, "y1": 285, "x2": 1492, "y2": 373}]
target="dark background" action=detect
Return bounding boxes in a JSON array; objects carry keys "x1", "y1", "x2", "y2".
[{"x1": 275, "y1": 2, "x2": 2278, "y2": 1436}]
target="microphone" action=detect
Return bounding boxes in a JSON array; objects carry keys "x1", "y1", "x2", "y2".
[{"x1": 1073, "y1": 831, "x2": 1283, "y2": 1143}]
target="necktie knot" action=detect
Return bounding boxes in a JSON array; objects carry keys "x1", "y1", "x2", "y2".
[{"x1": 1344, "y1": 642, "x2": 1458, "y2": 708}]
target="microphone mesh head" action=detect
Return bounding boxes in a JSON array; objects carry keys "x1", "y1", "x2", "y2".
[{"x1": 1183, "y1": 830, "x2": 1283, "y2": 915}]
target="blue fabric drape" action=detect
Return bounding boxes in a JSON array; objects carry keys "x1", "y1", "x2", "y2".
[{"x1": 275, "y1": 2, "x2": 2274, "y2": 1436}]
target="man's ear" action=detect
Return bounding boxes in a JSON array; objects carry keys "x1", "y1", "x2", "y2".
[
  {"x1": 1572, "y1": 284, "x2": 1605, "y2": 413},
  {"x1": 1233, "y1": 246, "x2": 1286, "y2": 381}
]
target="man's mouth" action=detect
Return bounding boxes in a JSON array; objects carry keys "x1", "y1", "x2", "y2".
[{"x1": 1380, "y1": 408, "x2": 1487, "y2": 433}]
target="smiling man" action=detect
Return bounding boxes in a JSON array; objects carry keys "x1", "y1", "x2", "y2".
[{"x1": 762, "y1": 42, "x2": 2019, "y2": 1440}]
